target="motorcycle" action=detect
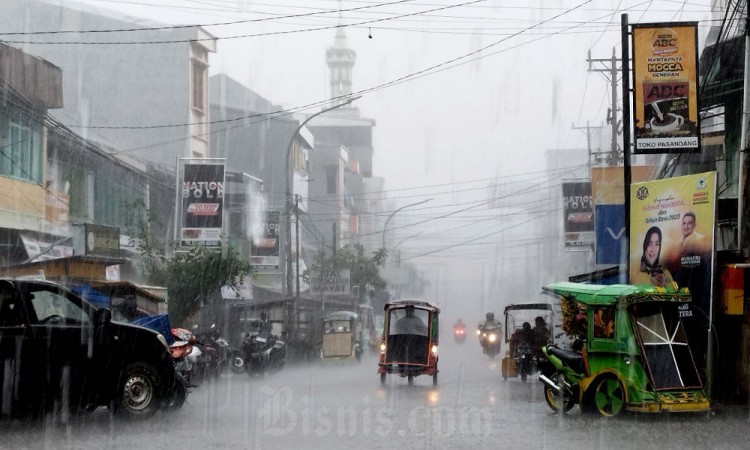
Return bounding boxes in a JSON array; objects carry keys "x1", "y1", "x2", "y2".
[
  {"x1": 478, "y1": 324, "x2": 502, "y2": 359},
  {"x1": 170, "y1": 328, "x2": 197, "y2": 385},
  {"x1": 242, "y1": 333, "x2": 287, "y2": 377},
  {"x1": 196, "y1": 324, "x2": 245, "y2": 375},
  {"x1": 515, "y1": 340, "x2": 534, "y2": 382},
  {"x1": 453, "y1": 325, "x2": 466, "y2": 343}
]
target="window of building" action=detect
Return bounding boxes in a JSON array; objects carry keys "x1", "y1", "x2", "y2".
[
  {"x1": 1, "y1": 120, "x2": 42, "y2": 184},
  {"x1": 191, "y1": 59, "x2": 207, "y2": 112}
]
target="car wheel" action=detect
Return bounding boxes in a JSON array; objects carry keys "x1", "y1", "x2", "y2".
[
  {"x1": 164, "y1": 372, "x2": 188, "y2": 411},
  {"x1": 432, "y1": 373, "x2": 438, "y2": 386},
  {"x1": 116, "y1": 362, "x2": 163, "y2": 419},
  {"x1": 380, "y1": 373, "x2": 386, "y2": 385},
  {"x1": 407, "y1": 375, "x2": 414, "y2": 385},
  {"x1": 543, "y1": 372, "x2": 575, "y2": 413},
  {"x1": 593, "y1": 376, "x2": 625, "y2": 417}
]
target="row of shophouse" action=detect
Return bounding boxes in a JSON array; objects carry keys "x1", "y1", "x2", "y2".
[{"x1": 0, "y1": 0, "x2": 395, "y2": 341}]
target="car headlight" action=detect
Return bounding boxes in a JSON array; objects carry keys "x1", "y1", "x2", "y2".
[
  {"x1": 476, "y1": 329, "x2": 481, "y2": 335},
  {"x1": 431, "y1": 345, "x2": 439, "y2": 356},
  {"x1": 380, "y1": 342, "x2": 386, "y2": 353},
  {"x1": 488, "y1": 334, "x2": 497, "y2": 343}
]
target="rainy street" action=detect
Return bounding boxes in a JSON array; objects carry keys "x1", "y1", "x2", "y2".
[{"x1": 0, "y1": 338, "x2": 747, "y2": 450}]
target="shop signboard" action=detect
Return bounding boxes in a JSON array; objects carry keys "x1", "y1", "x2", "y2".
[
  {"x1": 309, "y1": 269, "x2": 351, "y2": 296},
  {"x1": 180, "y1": 161, "x2": 225, "y2": 246},
  {"x1": 632, "y1": 22, "x2": 700, "y2": 154},
  {"x1": 562, "y1": 180, "x2": 594, "y2": 250}
]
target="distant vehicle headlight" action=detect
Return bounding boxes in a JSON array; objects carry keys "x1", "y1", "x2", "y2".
[
  {"x1": 380, "y1": 342, "x2": 386, "y2": 353},
  {"x1": 476, "y1": 329, "x2": 481, "y2": 335},
  {"x1": 431, "y1": 345, "x2": 438, "y2": 356},
  {"x1": 488, "y1": 334, "x2": 497, "y2": 343}
]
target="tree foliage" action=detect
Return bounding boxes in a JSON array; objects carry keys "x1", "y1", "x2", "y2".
[
  {"x1": 309, "y1": 243, "x2": 387, "y2": 301},
  {"x1": 125, "y1": 200, "x2": 253, "y2": 326}
]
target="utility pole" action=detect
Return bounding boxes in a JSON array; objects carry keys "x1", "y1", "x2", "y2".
[
  {"x1": 587, "y1": 48, "x2": 623, "y2": 166},
  {"x1": 295, "y1": 194, "x2": 301, "y2": 298},
  {"x1": 571, "y1": 121, "x2": 607, "y2": 165},
  {"x1": 739, "y1": 0, "x2": 750, "y2": 258}
]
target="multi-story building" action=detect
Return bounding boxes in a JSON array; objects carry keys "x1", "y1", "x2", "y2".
[
  {"x1": 209, "y1": 74, "x2": 314, "y2": 297},
  {"x1": 0, "y1": 42, "x2": 64, "y2": 266},
  {"x1": 0, "y1": 0, "x2": 216, "y2": 168}
]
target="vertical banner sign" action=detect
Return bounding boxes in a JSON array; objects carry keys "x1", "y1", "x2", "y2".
[
  {"x1": 251, "y1": 210, "x2": 281, "y2": 272},
  {"x1": 592, "y1": 166, "x2": 655, "y2": 264},
  {"x1": 629, "y1": 172, "x2": 716, "y2": 368},
  {"x1": 181, "y1": 161, "x2": 225, "y2": 245},
  {"x1": 562, "y1": 180, "x2": 594, "y2": 250},
  {"x1": 632, "y1": 22, "x2": 700, "y2": 154}
]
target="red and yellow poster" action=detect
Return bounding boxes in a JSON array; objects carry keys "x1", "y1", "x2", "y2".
[{"x1": 632, "y1": 22, "x2": 700, "y2": 154}]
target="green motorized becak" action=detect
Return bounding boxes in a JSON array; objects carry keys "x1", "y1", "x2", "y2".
[{"x1": 538, "y1": 282, "x2": 710, "y2": 416}]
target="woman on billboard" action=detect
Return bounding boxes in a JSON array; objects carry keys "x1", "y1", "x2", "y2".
[{"x1": 631, "y1": 226, "x2": 678, "y2": 289}]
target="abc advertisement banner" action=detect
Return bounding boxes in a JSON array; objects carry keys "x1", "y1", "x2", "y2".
[
  {"x1": 629, "y1": 172, "x2": 715, "y2": 367},
  {"x1": 562, "y1": 180, "x2": 594, "y2": 251},
  {"x1": 181, "y1": 161, "x2": 225, "y2": 245},
  {"x1": 632, "y1": 22, "x2": 700, "y2": 154}
]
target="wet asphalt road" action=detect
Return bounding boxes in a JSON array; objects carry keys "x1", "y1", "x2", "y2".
[{"x1": 1, "y1": 337, "x2": 748, "y2": 449}]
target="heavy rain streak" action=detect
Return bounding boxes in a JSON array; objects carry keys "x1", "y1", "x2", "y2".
[{"x1": 0, "y1": 0, "x2": 749, "y2": 449}]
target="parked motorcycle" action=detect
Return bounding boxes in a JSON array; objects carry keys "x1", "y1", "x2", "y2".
[
  {"x1": 242, "y1": 333, "x2": 287, "y2": 377},
  {"x1": 170, "y1": 328, "x2": 197, "y2": 384},
  {"x1": 195, "y1": 324, "x2": 244, "y2": 375}
]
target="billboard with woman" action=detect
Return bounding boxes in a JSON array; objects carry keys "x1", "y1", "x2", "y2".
[{"x1": 629, "y1": 172, "x2": 715, "y2": 369}]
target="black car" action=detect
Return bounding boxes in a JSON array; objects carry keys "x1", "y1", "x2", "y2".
[{"x1": 0, "y1": 278, "x2": 179, "y2": 420}]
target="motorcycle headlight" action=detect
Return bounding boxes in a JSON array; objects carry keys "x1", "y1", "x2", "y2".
[
  {"x1": 431, "y1": 345, "x2": 439, "y2": 356},
  {"x1": 488, "y1": 334, "x2": 497, "y2": 343}
]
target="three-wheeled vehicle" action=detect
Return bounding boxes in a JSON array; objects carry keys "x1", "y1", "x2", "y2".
[
  {"x1": 378, "y1": 300, "x2": 440, "y2": 385},
  {"x1": 501, "y1": 303, "x2": 554, "y2": 381},
  {"x1": 320, "y1": 311, "x2": 363, "y2": 363},
  {"x1": 538, "y1": 282, "x2": 710, "y2": 416}
]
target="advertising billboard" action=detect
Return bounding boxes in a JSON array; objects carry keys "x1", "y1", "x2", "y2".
[
  {"x1": 562, "y1": 180, "x2": 594, "y2": 250},
  {"x1": 250, "y1": 210, "x2": 281, "y2": 272},
  {"x1": 591, "y1": 166, "x2": 655, "y2": 264},
  {"x1": 629, "y1": 172, "x2": 715, "y2": 367},
  {"x1": 181, "y1": 161, "x2": 225, "y2": 245},
  {"x1": 632, "y1": 22, "x2": 700, "y2": 154}
]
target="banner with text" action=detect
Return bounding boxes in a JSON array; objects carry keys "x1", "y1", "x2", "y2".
[
  {"x1": 563, "y1": 180, "x2": 594, "y2": 250},
  {"x1": 629, "y1": 172, "x2": 715, "y2": 367},
  {"x1": 180, "y1": 161, "x2": 225, "y2": 245},
  {"x1": 632, "y1": 22, "x2": 700, "y2": 154},
  {"x1": 251, "y1": 210, "x2": 281, "y2": 273}
]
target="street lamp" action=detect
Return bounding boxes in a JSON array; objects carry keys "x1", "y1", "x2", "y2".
[
  {"x1": 284, "y1": 96, "x2": 360, "y2": 337},
  {"x1": 381, "y1": 198, "x2": 432, "y2": 263}
]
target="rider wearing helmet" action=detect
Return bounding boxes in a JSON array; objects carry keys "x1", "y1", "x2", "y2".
[{"x1": 478, "y1": 312, "x2": 502, "y2": 334}]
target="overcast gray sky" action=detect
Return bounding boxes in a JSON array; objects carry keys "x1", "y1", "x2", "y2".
[{"x1": 70, "y1": 0, "x2": 715, "y2": 310}]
